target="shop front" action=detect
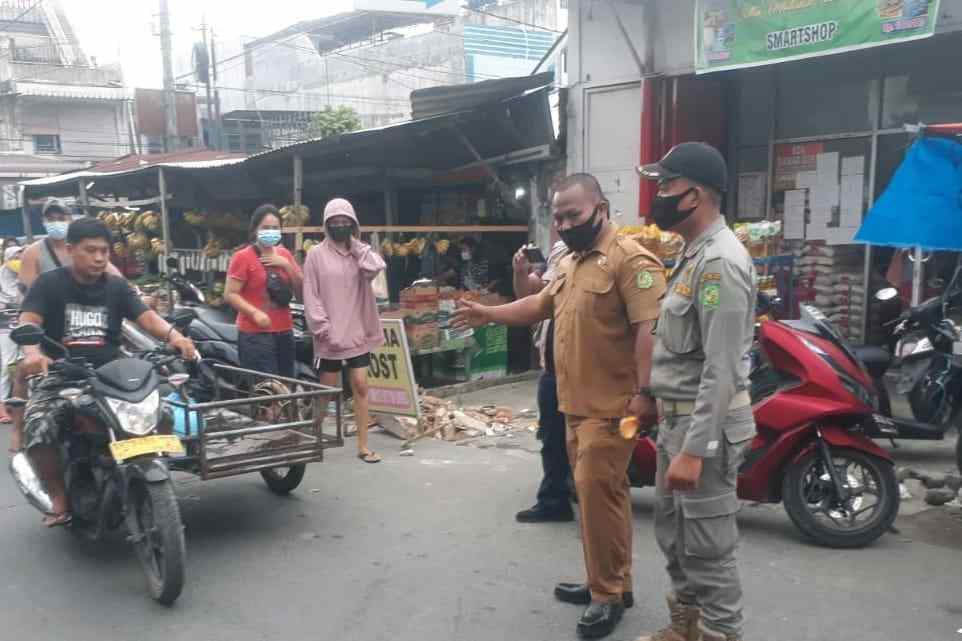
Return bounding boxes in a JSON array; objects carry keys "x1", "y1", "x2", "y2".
[{"x1": 568, "y1": 0, "x2": 962, "y2": 345}]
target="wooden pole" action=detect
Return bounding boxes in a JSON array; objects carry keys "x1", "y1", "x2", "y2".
[
  {"x1": 77, "y1": 179, "x2": 89, "y2": 217},
  {"x1": 158, "y1": 167, "x2": 173, "y2": 308},
  {"x1": 293, "y1": 154, "x2": 304, "y2": 251}
]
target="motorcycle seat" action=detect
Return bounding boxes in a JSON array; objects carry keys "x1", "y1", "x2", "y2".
[
  {"x1": 194, "y1": 308, "x2": 238, "y2": 343},
  {"x1": 853, "y1": 345, "x2": 892, "y2": 379}
]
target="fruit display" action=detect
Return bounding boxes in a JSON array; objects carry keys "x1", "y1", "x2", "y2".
[
  {"x1": 280, "y1": 204, "x2": 309, "y2": 227},
  {"x1": 379, "y1": 236, "x2": 451, "y2": 259},
  {"x1": 618, "y1": 224, "x2": 684, "y2": 261}
]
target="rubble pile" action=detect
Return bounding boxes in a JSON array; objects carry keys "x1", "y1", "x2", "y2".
[{"x1": 389, "y1": 395, "x2": 537, "y2": 448}]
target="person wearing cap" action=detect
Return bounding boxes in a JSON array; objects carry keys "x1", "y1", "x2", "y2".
[
  {"x1": 453, "y1": 173, "x2": 666, "y2": 639},
  {"x1": 635, "y1": 142, "x2": 756, "y2": 641},
  {"x1": 9, "y1": 199, "x2": 127, "y2": 452},
  {"x1": 0, "y1": 245, "x2": 23, "y2": 422},
  {"x1": 303, "y1": 198, "x2": 386, "y2": 464}
]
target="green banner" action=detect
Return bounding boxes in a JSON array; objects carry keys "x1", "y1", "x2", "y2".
[{"x1": 695, "y1": 0, "x2": 941, "y2": 73}]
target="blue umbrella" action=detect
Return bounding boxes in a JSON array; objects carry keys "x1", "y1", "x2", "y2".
[{"x1": 856, "y1": 137, "x2": 962, "y2": 251}]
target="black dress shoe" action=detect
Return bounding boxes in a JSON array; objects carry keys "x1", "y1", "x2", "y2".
[
  {"x1": 516, "y1": 504, "x2": 575, "y2": 523},
  {"x1": 577, "y1": 600, "x2": 625, "y2": 639},
  {"x1": 554, "y1": 583, "x2": 633, "y2": 608}
]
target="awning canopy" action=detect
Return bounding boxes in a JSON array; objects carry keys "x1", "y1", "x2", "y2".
[
  {"x1": 856, "y1": 136, "x2": 962, "y2": 251},
  {"x1": 247, "y1": 86, "x2": 555, "y2": 174},
  {"x1": 20, "y1": 150, "x2": 247, "y2": 195}
]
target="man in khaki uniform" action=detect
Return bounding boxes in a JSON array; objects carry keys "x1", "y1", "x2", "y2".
[
  {"x1": 636, "y1": 143, "x2": 756, "y2": 641},
  {"x1": 453, "y1": 174, "x2": 666, "y2": 639}
]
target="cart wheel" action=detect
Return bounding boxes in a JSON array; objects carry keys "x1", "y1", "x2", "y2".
[{"x1": 261, "y1": 464, "x2": 306, "y2": 494}]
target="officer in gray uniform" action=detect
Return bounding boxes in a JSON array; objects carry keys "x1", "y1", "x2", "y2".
[{"x1": 635, "y1": 143, "x2": 756, "y2": 641}]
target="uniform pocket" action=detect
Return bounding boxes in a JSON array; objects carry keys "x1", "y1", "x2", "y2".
[
  {"x1": 658, "y1": 295, "x2": 700, "y2": 354},
  {"x1": 680, "y1": 491, "x2": 740, "y2": 559},
  {"x1": 579, "y1": 277, "x2": 618, "y2": 318},
  {"x1": 722, "y1": 405, "x2": 756, "y2": 445}
]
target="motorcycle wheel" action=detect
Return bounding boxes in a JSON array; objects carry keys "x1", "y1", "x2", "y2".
[
  {"x1": 782, "y1": 447, "x2": 898, "y2": 549},
  {"x1": 125, "y1": 478, "x2": 186, "y2": 605},
  {"x1": 261, "y1": 464, "x2": 306, "y2": 494}
]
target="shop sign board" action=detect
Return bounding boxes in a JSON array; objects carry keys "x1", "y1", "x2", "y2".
[
  {"x1": 367, "y1": 318, "x2": 421, "y2": 419},
  {"x1": 696, "y1": 0, "x2": 941, "y2": 74}
]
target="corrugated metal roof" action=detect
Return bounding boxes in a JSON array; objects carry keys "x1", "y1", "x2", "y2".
[
  {"x1": 10, "y1": 80, "x2": 131, "y2": 101},
  {"x1": 410, "y1": 72, "x2": 554, "y2": 120},
  {"x1": 20, "y1": 150, "x2": 246, "y2": 190}
]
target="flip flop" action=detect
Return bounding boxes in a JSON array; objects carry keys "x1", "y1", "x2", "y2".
[
  {"x1": 42, "y1": 513, "x2": 72, "y2": 528},
  {"x1": 357, "y1": 451, "x2": 382, "y2": 464}
]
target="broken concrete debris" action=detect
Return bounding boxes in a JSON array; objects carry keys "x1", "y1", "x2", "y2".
[{"x1": 383, "y1": 394, "x2": 537, "y2": 450}]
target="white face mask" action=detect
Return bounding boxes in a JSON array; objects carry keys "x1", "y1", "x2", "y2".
[{"x1": 461, "y1": 251, "x2": 472, "y2": 261}]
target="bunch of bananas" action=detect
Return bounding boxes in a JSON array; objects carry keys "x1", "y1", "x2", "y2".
[
  {"x1": 99, "y1": 211, "x2": 125, "y2": 231},
  {"x1": 203, "y1": 239, "x2": 224, "y2": 258},
  {"x1": 381, "y1": 239, "x2": 394, "y2": 257},
  {"x1": 280, "y1": 204, "x2": 310, "y2": 227},
  {"x1": 434, "y1": 239, "x2": 450, "y2": 254},
  {"x1": 150, "y1": 238, "x2": 167, "y2": 255},
  {"x1": 183, "y1": 211, "x2": 204, "y2": 227},
  {"x1": 302, "y1": 239, "x2": 318, "y2": 253},
  {"x1": 112, "y1": 241, "x2": 128, "y2": 258},
  {"x1": 134, "y1": 211, "x2": 161, "y2": 233},
  {"x1": 127, "y1": 232, "x2": 149, "y2": 252}
]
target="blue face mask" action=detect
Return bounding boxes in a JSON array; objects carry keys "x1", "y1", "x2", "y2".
[
  {"x1": 44, "y1": 221, "x2": 69, "y2": 241},
  {"x1": 257, "y1": 229, "x2": 282, "y2": 247}
]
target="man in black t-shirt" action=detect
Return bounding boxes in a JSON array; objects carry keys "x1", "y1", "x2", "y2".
[{"x1": 18, "y1": 218, "x2": 196, "y2": 527}]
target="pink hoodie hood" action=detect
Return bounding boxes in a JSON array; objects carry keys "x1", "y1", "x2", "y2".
[{"x1": 323, "y1": 198, "x2": 359, "y2": 226}]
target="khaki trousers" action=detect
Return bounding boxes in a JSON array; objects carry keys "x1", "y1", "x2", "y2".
[{"x1": 565, "y1": 415, "x2": 636, "y2": 602}]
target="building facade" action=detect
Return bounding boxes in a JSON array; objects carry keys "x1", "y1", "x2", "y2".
[
  {"x1": 0, "y1": 0, "x2": 132, "y2": 209},
  {"x1": 206, "y1": 0, "x2": 566, "y2": 148},
  {"x1": 566, "y1": 0, "x2": 962, "y2": 342}
]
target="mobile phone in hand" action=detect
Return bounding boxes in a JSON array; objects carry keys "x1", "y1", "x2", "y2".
[{"x1": 523, "y1": 246, "x2": 546, "y2": 264}]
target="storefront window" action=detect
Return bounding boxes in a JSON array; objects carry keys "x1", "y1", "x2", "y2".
[
  {"x1": 775, "y1": 52, "x2": 879, "y2": 139},
  {"x1": 881, "y1": 36, "x2": 962, "y2": 129}
]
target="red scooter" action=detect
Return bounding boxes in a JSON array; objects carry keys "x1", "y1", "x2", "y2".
[{"x1": 628, "y1": 305, "x2": 900, "y2": 548}]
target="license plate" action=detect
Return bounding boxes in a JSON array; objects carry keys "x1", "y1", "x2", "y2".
[{"x1": 110, "y1": 435, "x2": 184, "y2": 460}]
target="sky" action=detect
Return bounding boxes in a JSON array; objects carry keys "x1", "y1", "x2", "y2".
[{"x1": 64, "y1": 0, "x2": 354, "y2": 89}]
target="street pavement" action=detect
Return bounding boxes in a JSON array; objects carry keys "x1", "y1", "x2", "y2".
[{"x1": 1, "y1": 379, "x2": 961, "y2": 641}]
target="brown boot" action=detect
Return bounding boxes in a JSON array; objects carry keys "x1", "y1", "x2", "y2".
[
  {"x1": 634, "y1": 594, "x2": 702, "y2": 641},
  {"x1": 700, "y1": 624, "x2": 741, "y2": 641}
]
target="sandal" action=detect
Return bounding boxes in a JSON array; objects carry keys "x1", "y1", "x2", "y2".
[
  {"x1": 357, "y1": 451, "x2": 382, "y2": 464},
  {"x1": 42, "y1": 513, "x2": 72, "y2": 528}
]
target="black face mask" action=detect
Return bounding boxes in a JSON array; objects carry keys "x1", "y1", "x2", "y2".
[
  {"x1": 651, "y1": 188, "x2": 698, "y2": 231},
  {"x1": 559, "y1": 205, "x2": 604, "y2": 253},
  {"x1": 328, "y1": 225, "x2": 353, "y2": 243}
]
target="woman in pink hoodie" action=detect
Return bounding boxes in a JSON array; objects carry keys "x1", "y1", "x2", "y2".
[{"x1": 304, "y1": 198, "x2": 386, "y2": 463}]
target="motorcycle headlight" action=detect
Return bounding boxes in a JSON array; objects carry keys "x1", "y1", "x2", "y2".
[{"x1": 106, "y1": 391, "x2": 160, "y2": 436}]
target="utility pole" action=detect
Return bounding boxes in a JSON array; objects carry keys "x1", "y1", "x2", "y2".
[
  {"x1": 159, "y1": 0, "x2": 178, "y2": 153},
  {"x1": 200, "y1": 19, "x2": 215, "y2": 150},
  {"x1": 210, "y1": 26, "x2": 222, "y2": 151}
]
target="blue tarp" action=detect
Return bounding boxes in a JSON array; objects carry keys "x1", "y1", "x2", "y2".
[{"x1": 856, "y1": 137, "x2": 962, "y2": 251}]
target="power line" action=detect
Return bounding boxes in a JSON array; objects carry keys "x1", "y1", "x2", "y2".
[{"x1": 461, "y1": 6, "x2": 563, "y2": 33}]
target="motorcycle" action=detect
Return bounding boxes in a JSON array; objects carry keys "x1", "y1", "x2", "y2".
[
  {"x1": 7, "y1": 323, "x2": 189, "y2": 604},
  {"x1": 628, "y1": 305, "x2": 900, "y2": 548},
  {"x1": 858, "y1": 263, "x2": 962, "y2": 471}
]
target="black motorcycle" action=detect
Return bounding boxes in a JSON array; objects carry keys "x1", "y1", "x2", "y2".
[
  {"x1": 858, "y1": 263, "x2": 962, "y2": 472},
  {"x1": 7, "y1": 323, "x2": 189, "y2": 605}
]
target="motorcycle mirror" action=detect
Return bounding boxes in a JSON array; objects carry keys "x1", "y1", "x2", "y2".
[
  {"x1": 169, "y1": 373, "x2": 190, "y2": 388},
  {"x1": 10, "y1": 323, "x2": 44, "y2": 346},
  {"x1": 166, "y1": 256, "x2": 179, "y2": 270},
  {"x1": 875, "y1": 288, "x2": 899, "y2": 302}
]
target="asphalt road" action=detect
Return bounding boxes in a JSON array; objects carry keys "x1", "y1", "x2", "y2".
[{"x1": 1, "y1": 390, "x2": 961, "y2": 641}]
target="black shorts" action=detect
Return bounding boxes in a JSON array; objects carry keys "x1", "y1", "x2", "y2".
[{"x1": 316, "y1": 353, "x2": 371, "y2": 373}]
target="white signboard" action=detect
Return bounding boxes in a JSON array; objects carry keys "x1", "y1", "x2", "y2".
[{"x1": 353, "y1": 0, "x2": 462, "y2": 15}]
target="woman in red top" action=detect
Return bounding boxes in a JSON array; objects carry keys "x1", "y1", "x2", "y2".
[{"x1": 225, "y1": 204, "x2": 303, "y2": 377}]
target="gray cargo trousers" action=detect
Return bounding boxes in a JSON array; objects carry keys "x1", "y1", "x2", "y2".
[{"x1": 654, "y1": 405, "x2": 754, "y2": 637}]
